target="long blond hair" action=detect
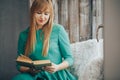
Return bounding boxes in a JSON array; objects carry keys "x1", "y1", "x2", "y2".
[{"x1": 25, "y1": 0, "x2": 54, "y2": 56}]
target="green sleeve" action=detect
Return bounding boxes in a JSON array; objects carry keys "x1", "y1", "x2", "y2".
[
  {"x1": 17, "y1": 32, "x2": 26, "y2": 55},
  {"x1": 16, "y1": 32, "x2": 26, "y2": 71},
  {"x1": 58, "y1": 26, "x2": 74, "y2": 66}
]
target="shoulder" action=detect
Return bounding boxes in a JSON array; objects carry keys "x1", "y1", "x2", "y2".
[
  {"x1": 19, "y1": 27, "x2": 29, "y2": 40},
  {"x1": 52, "y1": 23, "x2": 65, "y2": 32}
]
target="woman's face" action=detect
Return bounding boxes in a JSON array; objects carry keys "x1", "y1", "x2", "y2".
[{"x1": 35, "y1": 10, "x2": 50, "y2": 28}]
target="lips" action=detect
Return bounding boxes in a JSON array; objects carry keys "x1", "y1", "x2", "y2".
[{"x1": 39, "y1": 20, "x2": 44, "y2": 23}]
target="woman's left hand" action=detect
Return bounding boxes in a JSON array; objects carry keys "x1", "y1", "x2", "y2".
[
  {"x1": 28, "y1": 68, "x2": 41, "y2": 76},
  {"x1": 44, "y1": 63, "x2": 59, "y2": 73}
]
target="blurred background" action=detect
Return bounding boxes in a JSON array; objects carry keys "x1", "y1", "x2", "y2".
[{"x1": 0, "y1": 0, "x2": 103, "y2": 80}]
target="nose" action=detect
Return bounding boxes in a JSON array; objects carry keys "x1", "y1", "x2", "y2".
[{"x1": 40, "y1": 14, "x2": 44, "y2": 19}]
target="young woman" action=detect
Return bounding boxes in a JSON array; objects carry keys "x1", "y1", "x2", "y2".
[{"x1": 12, "y1": 0, "x2": 76, "y2": 80}]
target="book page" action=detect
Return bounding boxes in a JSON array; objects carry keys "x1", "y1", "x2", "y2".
[
  {"x1": 33, "y1": 60, "x2": 51, "y2": 65},
  {"x1": 16, "y1": 55, "x2": 32, "y2": 63}
]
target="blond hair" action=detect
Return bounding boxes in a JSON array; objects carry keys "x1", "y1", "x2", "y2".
[{"x1": 25, "y1": 0, "x2": 54, "y2": 56}]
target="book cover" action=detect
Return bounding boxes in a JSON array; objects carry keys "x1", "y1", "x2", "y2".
[{"x1": 16, "y1": 54, "x2": 52, "y2": 70}]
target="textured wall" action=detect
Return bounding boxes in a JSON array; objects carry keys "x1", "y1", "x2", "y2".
[
  {"x1": 0, "y1": 0, "x2": 29, "y2": 79},
  {"x1": 104, "y1": 0, "x2": 120, "y2": 80}
]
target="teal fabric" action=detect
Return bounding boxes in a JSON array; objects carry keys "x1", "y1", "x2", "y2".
[{"x1": 13, "y1": 23, "x2": 76, "y2": 80}]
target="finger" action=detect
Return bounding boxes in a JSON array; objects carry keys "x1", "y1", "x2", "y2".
[
  {"x1": 45, "y1": 68, "x2": 55, "y2": 72},
  {"x1": 44, "y1": 67, "x2": 53, "y2": 71},
  {"x1": 44, "y1": 67, "x2": 55, "y2": 73},
  {"x1": 52, "y1": 63, "x2": 55, "y2": 65},
  {"x1": 47, "y1": 69, "x2": 55, "y2": 73},
  {"x1": 45, "y1": 66, "x2": 55, "y2": 69},
  {"x1": 35, "y1": 70, "x2": 41, "y2": 73}
]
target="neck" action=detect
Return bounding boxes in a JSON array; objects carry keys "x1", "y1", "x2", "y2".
[{"x1": 36, "y1": 25, "x2": 43, "y2": 30}]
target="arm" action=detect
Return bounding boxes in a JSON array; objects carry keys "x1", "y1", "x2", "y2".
[
  {"x1": 58, "y1": 60, "x2": 69, "y2": 70},
  {"x1": 58, "y1": 25, "x2": 74, "y2": 66},
  {"x1": 17, "y1": 31, "x2": 40, "y2": 73},
  {"x1": 19, "y1": 66, "x2": 30, "y2": 72},
  {"x1": 19, "y1": 66, "x2": 41, "y2": 75},
  {"x1": 16, "y1": 32, "x2": 27, "y2": 72},
  {"x1": 44, "y1": 25, "x2": 73, "y2": 73},
  {"x1": 44, "y1": 61, "x2": 69, "y2": 73}
]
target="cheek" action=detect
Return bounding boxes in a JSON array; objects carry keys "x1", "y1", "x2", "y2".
[
  {"x1": 34, "y1": 15, "x2": 38, "y2": 21},
  {"x1": 45, "y1": 16, "x2": 50, "y2": 21}
]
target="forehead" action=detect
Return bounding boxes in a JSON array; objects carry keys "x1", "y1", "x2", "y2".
[
  {"x1": 35, "y1": 1, "x2": 50, "y2": 11},
  {"x1": 39, "y1": 9, "x2": 50, "y2": 13},
  {"x1": 35, "y1": 6, "x2": 50, "y2": 13}
]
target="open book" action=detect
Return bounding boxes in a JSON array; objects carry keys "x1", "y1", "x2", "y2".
[{"x1": 16, "y1": 54, "x2": 51, "y2": 70}]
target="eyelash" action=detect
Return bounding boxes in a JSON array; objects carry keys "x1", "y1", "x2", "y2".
[
  {"x1": 45, "y1": 13, "x2": 49, "y2": 15},
  {"x1": 37, "y1": 12, "x2": 49, "y2": 15},
  {"x1": 37, "y1": 12, "x2": 41, "y2": 14}
]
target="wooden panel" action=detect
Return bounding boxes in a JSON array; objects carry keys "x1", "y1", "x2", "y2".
[
  {"x1": 52, "y1": 0, "x2": 59, "y2": 23},
  {"x1": 58, "y1": 0, "x2": 68, "y2": 29},
  {"x1": 95, "y1": 0, "x2": 103, "y2": 39},
  {"x1": 68, "y1": 0, "x2": 80, "y2": 43},
  {"x1": 29, "y1": 0, "x2": 34, "y2": 7},
  {"x1": 80, "y1": 0, "x2": 91, "y2": 41}
]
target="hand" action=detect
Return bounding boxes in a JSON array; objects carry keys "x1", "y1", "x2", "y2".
[
  {"x1": 28, "y1": 68, "x2": 41, "y2": 76},
  {"x1": 44, "y1": 63, "x2": 59, "y2": 73}
]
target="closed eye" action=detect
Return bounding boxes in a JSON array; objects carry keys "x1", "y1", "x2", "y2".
[
  {"x1": 45, "y1": 13, "x2": 49, "y2": 15},
  {"x1": 36, "y1": 12, "x2": 42, "y2": 14}
]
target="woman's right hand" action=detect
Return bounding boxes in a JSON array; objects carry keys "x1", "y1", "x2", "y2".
[
  {"x1": 19, "y1": 66, "x2": 30, "y2": 72},
  {"x1": 20, "y1": 66, "x2": 41, "y2": 76},
  {"x1": 28, "y1": 68, "x2": 41, "y2": 74}
]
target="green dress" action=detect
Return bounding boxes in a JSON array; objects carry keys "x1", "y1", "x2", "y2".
[{"x1": 12, "y1": 23, "x2": 76, "y2": 80}]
